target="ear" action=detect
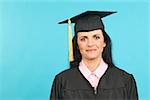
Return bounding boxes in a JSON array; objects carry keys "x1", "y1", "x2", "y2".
[{"x1": 103, "y1": 42, "x2": 106, "y2": 47}]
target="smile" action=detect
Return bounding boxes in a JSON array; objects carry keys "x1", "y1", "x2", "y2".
[{"x1": 86, "y1": 49, "x2": 97, "y2": 52}]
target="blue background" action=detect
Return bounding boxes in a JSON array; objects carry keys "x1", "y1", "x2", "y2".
[{"x1": 0, "y1": 0, "x2": 149, "y2": 100}]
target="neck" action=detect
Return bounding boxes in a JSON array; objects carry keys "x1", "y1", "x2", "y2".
[{"x1": 82, "y1": 57, "x2": 102, "y2": 72}]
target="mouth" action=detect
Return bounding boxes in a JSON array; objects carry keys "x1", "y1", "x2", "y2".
[{"x1": 86, "y1": 49, "x2": 97, "y2": 52}]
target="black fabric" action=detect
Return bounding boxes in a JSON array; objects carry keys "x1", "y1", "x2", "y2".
[
  {"x1": 58, "y1": 11, "x2": 116, "y2": 33},
  {"x1": 74, "y1": 15, "x2": 104, "y2": 33},
  {"x1": 50, "y1": 66, "x2": 138, "y2": 100}
]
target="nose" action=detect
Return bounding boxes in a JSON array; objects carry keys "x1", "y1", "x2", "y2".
[{"x1": 87, "y1": 38, "x2": 94, "y2": 47}]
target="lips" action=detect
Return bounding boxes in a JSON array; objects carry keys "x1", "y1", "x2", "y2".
[{"x1": 86, "y1": 49, "x2": 97, "y2": 52}]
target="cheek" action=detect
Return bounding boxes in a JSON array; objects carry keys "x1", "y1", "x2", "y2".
[
  {"x1": 78, "y1": 42, "x2": 85, "y2": 50},
  {"x1": 97, "y1": 41, "x2": 106, "y2": 50},
  {"x1": 77, "y1": 41, "x2": 87, "y2": 53}
]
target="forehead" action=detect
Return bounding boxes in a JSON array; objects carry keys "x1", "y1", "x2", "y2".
[{"x1": 77, "y1": 29, "x2": 103, "y2": 37}]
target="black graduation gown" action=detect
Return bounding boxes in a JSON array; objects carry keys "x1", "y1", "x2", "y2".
[{"x1": 50, "y1": 66, "x2": 138, "y2": 100}]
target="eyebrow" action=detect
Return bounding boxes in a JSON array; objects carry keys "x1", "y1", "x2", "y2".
[
  {"x1": 93, "y1": 33, "x2": 101, "y2": 36},
  {"x1": 79, "y1": 34, "x2": 101, "y2": 37},
  {"x1": 79, "y1": 36, "x2": 88, "y2": 39},
  {"x1": 78, "y1": 31, "x2": 102, "y2": 38}
]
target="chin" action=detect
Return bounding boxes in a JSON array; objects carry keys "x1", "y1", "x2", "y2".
[{"x1": 85, "y1": 56, "x2": 99, "y2": 60}]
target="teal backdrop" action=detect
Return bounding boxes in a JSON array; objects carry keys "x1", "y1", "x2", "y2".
[{"x1": 0, "y1": 0, "x2": 149, "y2": 100}]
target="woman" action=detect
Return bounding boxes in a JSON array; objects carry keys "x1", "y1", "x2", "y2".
[{"x1": 50, "y1": 11, "x2": 138, "y2": 100}]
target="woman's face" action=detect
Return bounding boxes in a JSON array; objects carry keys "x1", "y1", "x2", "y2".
[{"x1": 77, "y1": 29, "x2": 106, "y2": 60}]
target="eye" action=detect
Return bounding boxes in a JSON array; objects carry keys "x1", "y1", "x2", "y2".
[
  {"x1": 79, "y1": 36, "x2": 87, "y2": 41},
  {"x1": 80, "y1": 38, "x2": 86, "y2": 41},
  {"x1": 94, "y1": 35, "x2": 100, "y2": 40}
]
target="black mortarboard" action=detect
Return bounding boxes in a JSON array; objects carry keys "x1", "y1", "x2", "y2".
[{"x1": 59, "y1": 11, "x2": 116, "y2": 33}]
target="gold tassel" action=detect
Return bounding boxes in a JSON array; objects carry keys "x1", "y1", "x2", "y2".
[{"x1": 68, "y1": 19, "x2": 74, "y2": 62}]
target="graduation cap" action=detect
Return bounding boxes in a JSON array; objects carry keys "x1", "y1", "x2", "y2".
[{"x1": 58, "y1": 11, "x2": 116, "y2": 62}]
